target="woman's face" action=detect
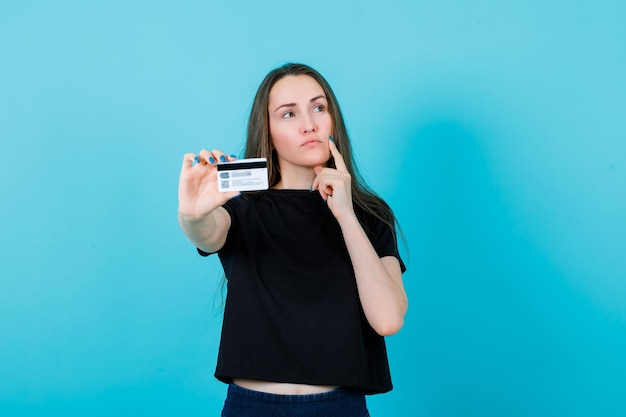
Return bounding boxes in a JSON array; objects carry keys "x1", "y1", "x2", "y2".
[{"x1": 268, "y1": 75, "x2": 333, "y2": 171}]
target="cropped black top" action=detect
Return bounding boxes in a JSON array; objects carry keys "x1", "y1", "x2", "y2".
[{"x1": 199, "y1": 189, "x2": 406, "y2": 394}]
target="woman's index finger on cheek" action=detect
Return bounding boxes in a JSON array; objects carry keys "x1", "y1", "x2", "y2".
[{"x1": 329, "y1": 137, "x2": 347, "y2": 171}]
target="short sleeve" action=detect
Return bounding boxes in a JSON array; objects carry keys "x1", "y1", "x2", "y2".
[{"x1": 359, "y1": 209, "x2": 406, "y2": 273}]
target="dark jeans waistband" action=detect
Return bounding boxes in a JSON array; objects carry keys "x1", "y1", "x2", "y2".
[{"x1": 221, "y1": 383, "x2": 370, "y2": 417}]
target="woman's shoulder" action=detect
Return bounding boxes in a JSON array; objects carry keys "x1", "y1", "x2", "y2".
[{"x1": 355, "y1": 194, "x2": 393, "y2": 223}]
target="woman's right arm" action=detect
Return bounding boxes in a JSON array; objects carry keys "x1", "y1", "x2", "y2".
[{"x1": 178, "y1": 149, "x2": 240, "y2": 253}]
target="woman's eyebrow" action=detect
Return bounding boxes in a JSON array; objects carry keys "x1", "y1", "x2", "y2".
[
  {"x1": 310, "y1": 94, "x2": 327, "y2": 102},
  {"x1": 273, "y1": 102, "x2": 296, "y2": 113},
  {"x1": 273, "y1": 95, "x2": 327, "y2": 113}
]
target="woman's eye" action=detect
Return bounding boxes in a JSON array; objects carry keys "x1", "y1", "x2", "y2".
[
  {"x1": 282, "y1": 111, "x2": 294, "y2": 119},
  {"x1": 313, "y1": 104, "x2": 325, "y2": 112}
]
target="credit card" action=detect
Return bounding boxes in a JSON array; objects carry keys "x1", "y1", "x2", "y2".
[{"x1": 217, "y1": 157, "x2": 269, "y2": 192}]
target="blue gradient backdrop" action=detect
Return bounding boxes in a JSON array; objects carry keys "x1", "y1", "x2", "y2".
[{"x1": 1, "y1": 1, "x2": 625, "y2": 416}]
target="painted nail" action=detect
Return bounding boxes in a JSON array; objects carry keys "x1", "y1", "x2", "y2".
[
  {"x1": 329, "y1": 136, "x2": 335, "y2": 142},
  {"x1": 309, "y1": 185, "x2": 313, "y2": 192},
  {"x1": 230, "y1": 154, "x2": 237, "y2": 159},
  {"x1": 193, "y1": 156, "x2": 200, "y2": 164},
  {"x1": 209, "y1": 156, "x2": 215, "y2": 164},
  {"x1": 232, "y1": 193, "x2": 242, "y2": 199},
  {"x1": 220, "y1": 155, "x2": 226, "y2": 162}
]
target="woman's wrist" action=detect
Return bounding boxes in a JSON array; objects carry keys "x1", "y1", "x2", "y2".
[{"x1": 335, "y1": 209, "x2": 359, "y2": 231}]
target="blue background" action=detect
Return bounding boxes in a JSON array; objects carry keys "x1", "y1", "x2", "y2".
[{"x1": 1, "y1": 1, "x2": 625, "y2": 416}]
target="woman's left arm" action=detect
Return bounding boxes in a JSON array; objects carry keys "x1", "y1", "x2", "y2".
[{"x1": 313, "y1": 139, "x2": 408, "y2": 336}]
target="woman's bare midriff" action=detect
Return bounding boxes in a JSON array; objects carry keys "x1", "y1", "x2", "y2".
[{"x1": 233, "y1": 378, "x2": 339, "y2": 395}]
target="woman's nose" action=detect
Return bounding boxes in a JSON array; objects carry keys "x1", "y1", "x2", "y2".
[{"x1": 301, "y1": 114, "x2": 317, "y2": 133}]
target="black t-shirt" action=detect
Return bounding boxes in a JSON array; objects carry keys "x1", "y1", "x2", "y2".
[{"x1": 199, "y1": 189, "x2": 406, "y2": 394}]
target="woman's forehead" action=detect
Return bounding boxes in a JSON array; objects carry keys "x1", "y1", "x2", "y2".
[{"x1": 268, "y1": 75, "x2": 325, "y2": 107}]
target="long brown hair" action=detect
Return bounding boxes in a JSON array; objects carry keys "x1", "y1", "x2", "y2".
[{"x1": 245, "y1": 63, "x2": 402, "y2": 240}]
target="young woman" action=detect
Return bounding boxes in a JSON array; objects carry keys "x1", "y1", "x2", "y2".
[{"x1": 178, "y1": 63, "x2": 408, "y2": 417}]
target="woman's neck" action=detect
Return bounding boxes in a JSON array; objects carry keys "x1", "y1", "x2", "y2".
[{"x1": 273, "y1": 165, "x2": 317, "y2": 190}]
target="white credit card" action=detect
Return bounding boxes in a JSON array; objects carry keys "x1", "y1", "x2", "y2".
[{"x1": 217, "y1": 157, "x2": 269, "y2": 192}]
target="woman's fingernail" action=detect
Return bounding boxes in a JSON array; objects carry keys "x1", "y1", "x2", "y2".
[
  {"x1": 193, "y1": 156, "x2": 200, "y2": 164},
  {"x1": 329, "y1": 136, "x2": 335, "y2": 142},
  {"x1": 233, "y1": 193, "x2": 242, "y2": 199},
  {"x1": 220, "y1": 155, "x2": 226, "y2": 162},
  {"x1": 309, "y1": 186, "x2": 313, "y2": 192},
  {"x1": 230, "y1": 154, "x2": 237, "y2": 159},
  {"x1": 209, "y1": 156, "x2": 215, "y2": 164}
]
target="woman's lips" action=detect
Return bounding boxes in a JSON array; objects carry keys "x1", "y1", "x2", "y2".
[{"x1": 302, "y1": 139, "x2": 321, "y2": 147}]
